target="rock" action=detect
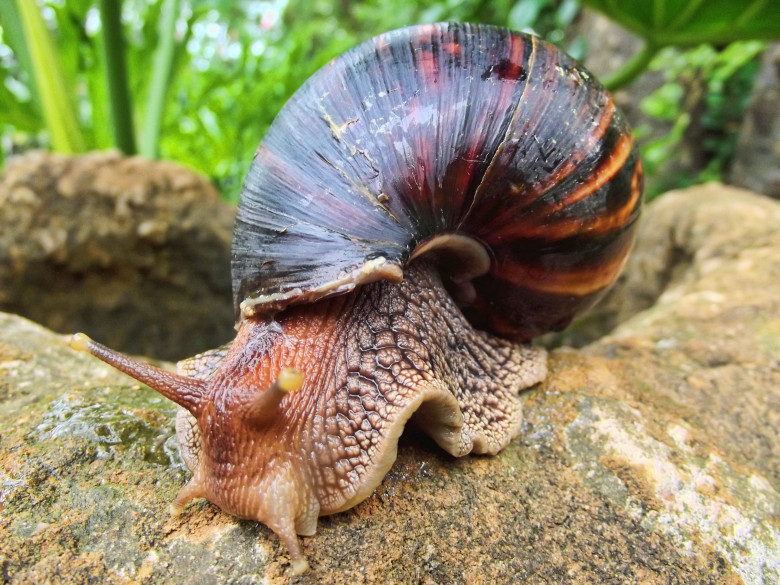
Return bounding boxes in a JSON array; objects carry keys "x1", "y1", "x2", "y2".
[
  {"x1": 0, "y1": 183, "x2": 777, "y2": 584},
  {"x1": 0, "y1": 151, "x2": 235, "y2": 361},
  {"x1": 729, "y1": 44, "x2": 780, "y2": 198}
]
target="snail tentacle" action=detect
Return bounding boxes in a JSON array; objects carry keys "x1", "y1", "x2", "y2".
[
  {"x1": 242, "y1": 367, "x2": 304, "y2": 426},
  {"x1": 170, "y1": 479, "x2": 207, "y2": 515},
  {"x1": 70, "y1": 333, "x2": 207, "y2": 414}
]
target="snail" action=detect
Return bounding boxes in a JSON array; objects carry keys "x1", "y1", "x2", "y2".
[{"x1": 70, "y1": 22, "x2": 642, "y2": 573}]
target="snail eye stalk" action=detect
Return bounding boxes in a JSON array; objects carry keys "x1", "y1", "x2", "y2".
[
  {"x1": 242, "y1": 367, "x2": 304, "y2": 426},
  {"x1": 70, "y1": 333, "x2": 207, "y2": 415}
]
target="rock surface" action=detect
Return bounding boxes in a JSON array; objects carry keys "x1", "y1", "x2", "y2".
[
  {"x1": 0, "y1": 151, "x2": 235, "y2": 361},
  {"x1": 0, "y1": 183, "x2": 778, "y2": 584}
]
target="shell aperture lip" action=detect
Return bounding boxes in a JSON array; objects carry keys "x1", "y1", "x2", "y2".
[{"x1": 239, "y1": 256, "x2": 404, "y2": 319}]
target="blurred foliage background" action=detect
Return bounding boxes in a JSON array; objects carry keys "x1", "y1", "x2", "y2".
[{"x1": 0, "y1": 0, "x2": 777, "y2": 202}]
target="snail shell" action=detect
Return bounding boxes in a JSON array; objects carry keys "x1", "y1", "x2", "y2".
[
  {"x1": 233, "y1": 22, "x2": 642, "y2": 339},
  {"x1": 72, "y1": 22, "x2": 642, "y2": 574}
]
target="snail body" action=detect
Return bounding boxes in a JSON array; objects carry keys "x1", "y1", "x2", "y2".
[{"x1": 72, "y1": 23, "x2": 642, "y2": 573}]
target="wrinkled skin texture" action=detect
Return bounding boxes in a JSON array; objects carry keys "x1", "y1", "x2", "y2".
[{"x1": 172, "y1": 262, "x2": 546, "y2": 570}]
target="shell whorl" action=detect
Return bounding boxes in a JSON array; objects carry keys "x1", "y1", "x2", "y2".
[{"x1": 232, "y1": 22, "x2": 642, "y2": 340}]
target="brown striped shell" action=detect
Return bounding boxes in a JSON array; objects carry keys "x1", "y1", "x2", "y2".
[{"x1": 232, "y1": 22, "x2": 643, "y2": 341}]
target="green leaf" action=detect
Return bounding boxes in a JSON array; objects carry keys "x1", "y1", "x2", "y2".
[
  {"x1": 639, "y1": 82, "x2": 683, "y2": 120},
  {"x1": 709, "y1": 40, "x2": 765, "y2": 83},
  {"x1": 582, "y1": 0, "x2": 780, "y2": 46},
  {"x1": 14, "y1": 0, "x2": 86, "y2": 153},
  {"x1": 0, "y1": 0, "x2": 39, "y2": 107},
  {"x1": 0, "y1": 85, "x2": 41, "y2": 131},
  {"x1": 509, "y1": 0, "x2": 551, "y2": 31},
  {"x1": 556, "y1": 0, "x2": 581, "y2": 28},
  {"x1": 100, "y1": 0, "x2": 137, "y2": 155},
  {"x1": 139, "y1": 0, "x2": 180, "y2": 159}
]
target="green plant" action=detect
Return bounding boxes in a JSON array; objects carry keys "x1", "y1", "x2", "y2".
[
  {"x1": 636, "y1": 40, "x2": 766, "y2": 199},
  {"x1": 0, "y1": 0, "x2": 583, "y2": 200},
  {"x1": 3, "y1": 0, "x2": 85, "y2": 153},
  {"x1": 0, "y1": 0, "x2": 777, "y2": 202},
  {"x1": 0, "y1": 0, "x2": 189, "y2": 160},
  {"x1": 99, "y1": 0, "x2": 136, "y2": 154},
  {"x1": 583, "y1": 0, "x2": 779, "y2": 89},
  {"x1": 140, "y1": 0, "x2": 180, "y2": 158}
]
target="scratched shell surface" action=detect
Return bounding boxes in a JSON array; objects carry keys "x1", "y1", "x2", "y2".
[{"x1": 232, "y1": 22, "x2": 643, "y2": 340}]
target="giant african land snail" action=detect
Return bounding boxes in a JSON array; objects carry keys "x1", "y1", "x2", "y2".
[{"x1": 71, "y1": 22, "x2": 642, "y2": 573}]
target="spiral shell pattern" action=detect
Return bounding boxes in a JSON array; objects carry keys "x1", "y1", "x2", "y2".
[{"x1": 232, "y1": 22, "x2": 642, "y2": 340}]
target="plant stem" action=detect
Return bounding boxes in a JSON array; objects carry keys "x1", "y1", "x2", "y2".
[
  {"x1": 602, "y1": 42, "x2": 660, "y2": 91},
  {"x1": 15, "y1": 0, "x2": 86, "y2": 153},
  {"x1": 100, "y1": 0, "x2": 137, "y2": 155},
  {"x1": 140, "y1": 0, "x2": 180, "y2": 159}
]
